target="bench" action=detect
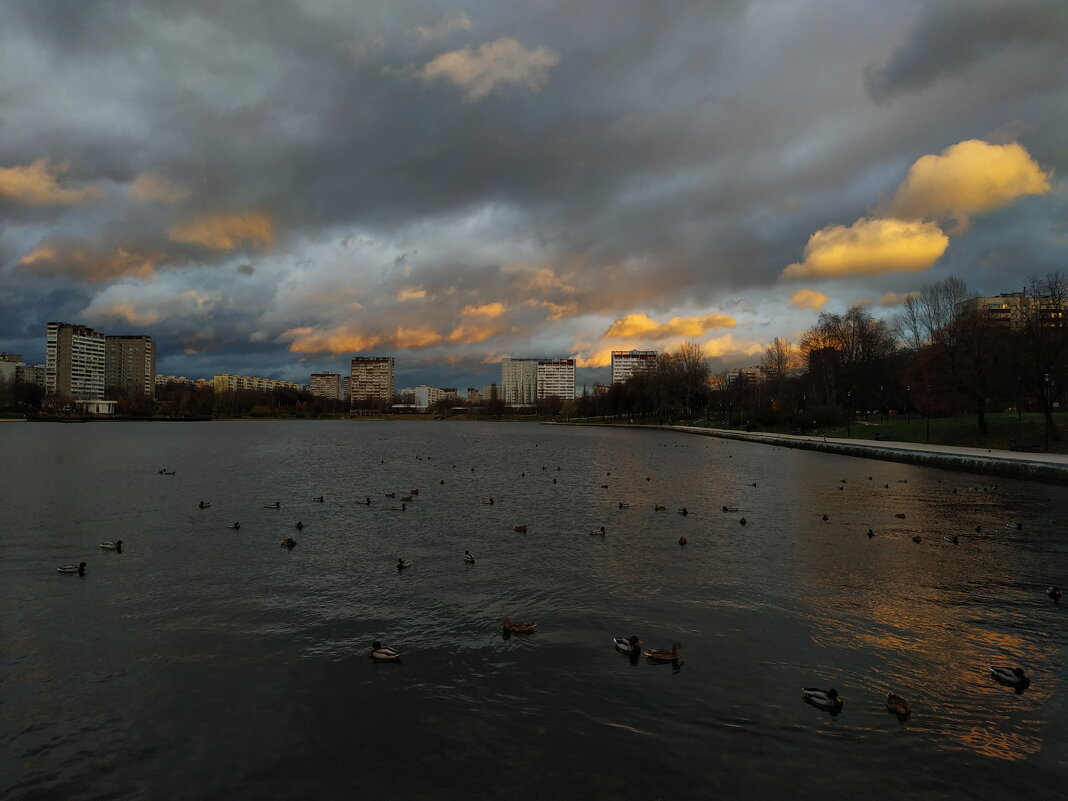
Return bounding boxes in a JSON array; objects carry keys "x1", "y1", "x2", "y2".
[{"x1": 1009, "y1": 439, "x2": 1042, "y2": 452}]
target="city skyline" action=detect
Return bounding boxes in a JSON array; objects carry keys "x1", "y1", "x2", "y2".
[{"x1": 1, "y1": 2, "x2": 1065, "y2": 392}]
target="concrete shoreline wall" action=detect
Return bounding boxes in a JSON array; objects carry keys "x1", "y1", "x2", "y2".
[{"x1": 661, "y1": 426, "x2": 1068, "y2": 486}]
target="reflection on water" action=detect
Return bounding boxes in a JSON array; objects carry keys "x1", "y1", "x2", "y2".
[{"x1": 2, "y1": 421, "x2": 1067, "y2": 800}]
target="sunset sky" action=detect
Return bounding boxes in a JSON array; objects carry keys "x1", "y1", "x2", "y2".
[{"x1": 1, "y1": 0, "x2": 1064, "y2": 390}]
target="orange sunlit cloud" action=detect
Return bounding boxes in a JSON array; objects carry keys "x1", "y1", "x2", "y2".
[
  {"x1": 461, "y1": 301, "x2": 506, "y2": 317},
  {"x1": 447, "y1": 323, "x2": 502, "y2": 343},
  {"x1": 782, "y1": 217, "x2": 948, "y2": 279},
  {"x1": 789, "y1": 288, "x2": 829, "y2": 311},
  {"x1": 168, "y1": 211, "x2": 274, "y2": 251},
  {"x1": 879, "y1": 290, "x2": 918, "y2": 307},
  {"x1": 890, "y1": 139, "x2": 1052, "y2": 232},
  {"x1": 87, "y1": 303, "x2": 162, "y2": 326},
  {"x1": 283, "y1": 319, "x2": 509, "y2": 355},
  {"x1": 701, "y1": 333, "x2": 763, "y2": 359},
  {"x1": 398, "y1": 287, "x2": 428, "y2": 301},
  {"x1": 129, "y1": 171, "x2": 191, "y2": 203},
  {"x1": 19, "y1": 244, "x2": 157, "y2": 282},
  {"x1": 0, "y1": 160, "x2": 104, "y2": 205},
  {"x1": 543, "y1": 302, "x2": 578, "y2": 321},
  {"x1": 420, "y1": 36, "x2": 560, "y2": 101},
  {"x1": 604, "y1": 312, "x2": 736, "y2": 339}
]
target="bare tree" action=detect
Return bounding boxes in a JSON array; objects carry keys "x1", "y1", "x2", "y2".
[{"x1": 760, "y1": 337, "x2": 797, "y2": 383}]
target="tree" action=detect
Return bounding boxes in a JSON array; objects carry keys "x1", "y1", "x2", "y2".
[{"x1": 1015, "y1": 271, "x2": 1068, "y2": 441}]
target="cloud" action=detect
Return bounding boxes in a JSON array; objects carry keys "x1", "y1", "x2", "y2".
[
  {"x1": 415, "y1": 12, "x2": 472, "y2": 41},
  {"x1": 461, "y1": 301, "x2": 506, "y2": 317},
  {"x1": 879, "y1": 290, "x2": 918, "y2": 307},
  {"x1": 398, "y1": 286, "x2": 427, "y2": 301},
  {"x1": 128, "y1": 171, "x2": 191, "y2": 203},
  {"x1": 447, "y1": 322, "x2": 502, "y2": 343},
  {"x1": 83, "y1": 302, "x2": 162, "y2": 326},
  {"x1": 889, "y1": 139, "x2": 1052, "y2": 232},
  {"x1": 168, "y1": 211, "x2": 274, "y2": 251},
  {"x1": 788, "y1": 289, "x2": 829, "y2": 311},
  {"x1": 604, "y1": 312, "x2": 737, "y2": 339},
  {"x1": 543, "y1": 302, "x2": 578, "y2": 321},
  {"x1": 19, "y1": 244, "x2": 158, "y2": 282},
  {"x1": 701, "y1": 334, "x2": 763, "y2": 360},
  {"x1": 420, "y1": 37, "x2": 560, "y2": 101},
  {"x1": 0, "y1": 160, "x2": 103, "y2": 205},
  {"x1": 783, "y1": 217, "x2": 949, "y2": 279}
]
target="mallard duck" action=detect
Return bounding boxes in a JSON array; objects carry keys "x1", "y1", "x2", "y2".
[
  {"x1": 739, "y1": 517, "x2": 747, "y2": 526},
  {"x1": 227, "y1": 522, "x2": 241, "y2": 530},
  {"x1": 618, "y1": 502, "x2": 630, "y2": 509},
  {"x1": 600, "y1": 484, "x2": 609, "y2": 489},
  {"x1": 613, "y1": 635, "x2": 642, "y2": 655},
  {"x1": 867, "y1": 529, "x2": 875, "y2": 538},
  {"x1": 410, "y1": 489, "x2": 419, "y2": 495},
  {"x1": 894, "y1": 513, "x2": 906, "y2": 519},
  {"x1": 265, "y1": 501, "x2": 281, "y2": 509},
  {"x1": 314, "y1": 496, "x2": 324, "y2": 502},
  {"x1": 397, "y1": 558, "x2": 412, "y2": 569},
  {"x1": 722, "y1": 506, "x2": 738, "y2": 512},
  {"x1": 943, "y1": 535, "x2": 958, "y2": 544},
  {"x1": 99, "y1": 540, "x2": 122, "y2": 552},
  {"x1": 822, "y1": 514, "x2": 829, "y2": 522},
  {"x1": 990, "y1": 667, "x2": 1029, "y2": 687},
  {"x1": 58, "y1": 562, "x2": 86, "y2": 575},
  {"x1": 464, "y1": 550, "x2": 475, "y2": 564},
  {"x1": 502, "y1": 618, "x2": 537, "y2": 633},
  {"x1": 678, "y1": 507, "x2": 689, "y2": 516},
  {"x1": 198, "y1": 501, "x2": 211, "y2": 509},
  {"x1": 514, "y1": 524, "x2": 527, "y2": 533},
  {"x1": 481, "y1": 498, "x2": 494, "y2": 504},
  {"x1": 280, "y1": 538, "x2": 297, "y2": 548},
  {"x1": 654, "y1": 505, "x2": 666, "y2": 511},
  {"x1": 391, "y1": 503, "x2": 407, "y2": 511},
  {"x1": 645, "y1": 643, "x2": 682, "y2": 662},
  {"x1": 369, "y1": 641, "x2": 401, "y2": 662},
  {"x1": 1047, "y1": 586, "x2": 1062, "y2": 603},
  {"x1": 885, "y1": 692, "x2": 910, "y2": 717},
  {"x1": 401, "y1": 496, "x2": 413, "y2": 502},
  {"x1": 384, "y1": 492, "x2": 395, "y2": 498},
  {"x1": 589, "y1": 526, "x2": 606, "y2": 536},
  {"x1": 678, "y1": 536, "x2": 688, "y2": 545},
  {"x1": 801, "y1": 687, "x2": 842, "y2": 710},
  {"x1": 294, "y1": 522, "x2": 304, "y2": 530},
  {"x1": 912, "y1": 536, "x2": 922, "y2": 543}
]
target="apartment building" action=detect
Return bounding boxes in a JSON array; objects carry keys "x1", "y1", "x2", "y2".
[
  {"x1": 212, "y1": 374, "x2": 304, "y2": 393},
  {"x1": 350, "y1": 356, "x2": 395, "y2": 406},
  {"x1": 46, "y1": 322, "x2": 106, "y2": 399},
  {"x1": 536, "y1": 358, "x2": 576, "y2": 400},
  {"x1": 611, "y1": 349, "x2": 658, "y2": 384},
  {"x1": 105, "y1": 335, "x2": 156, "y2": 398},
  {"x1": 309, "y1": 372, "x2": 342, "y2": 399},
  {"x1": 500, "y1": 358, "x2": 539, "y2": 405}
]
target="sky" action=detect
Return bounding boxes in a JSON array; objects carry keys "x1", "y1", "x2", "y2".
[{"x1": 1, "y1": 0, "x2": 1065, "y2": 391}]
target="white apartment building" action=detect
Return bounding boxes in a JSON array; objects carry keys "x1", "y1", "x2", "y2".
[
  {"x1": 46, "y1": 322, "x2": 106, "y2": 399},
  {"x1": 536, "y1": 358, "x2": 576, "y2": 400},
  {"x1": 213, "y1": 374, "x2": 304, "y2": 393},
  {"x1": 500, "y1": 358, "x2": 538, "y2": 405},
  {"x1": 350, "y1": 356, "x2": 395, "y2": 405},
  {"x1": 308, "y1": 372, "x2": 342, "y2": 399},
  {"x1": 611, "y1": 349, "x2": 658, "y2": 384}
]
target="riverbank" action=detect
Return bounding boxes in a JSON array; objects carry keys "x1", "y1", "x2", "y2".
[{"x1": 662, "y1": 425, "x2": 1068, "y2": 486}]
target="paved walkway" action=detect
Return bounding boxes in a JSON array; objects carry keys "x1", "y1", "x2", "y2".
[{"x1": 663, "y1": 425, "x2": 1068, "y2": 484}]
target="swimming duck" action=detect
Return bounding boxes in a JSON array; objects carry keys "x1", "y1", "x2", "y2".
[
  {"x1": 722, "y1": 506, "x2": 738, "y2": 512},
  {"x1": 613, "y1": 635, "x2": 642, "y2": 655},
  {"x1": 410, "y1": 489, "x2": 419, "y2": 495},
  {"x1": 678, "y1": 536, "x2": 688, "y2": 546},
  {"x1": 912, "y1": 536, "x2": 922, "y2": 543},
  {"x1": 654, "y1": 505, "x2": 666, "y2": 511},
  {"x1": 265, "y1": 502, "x2": 281, "y2": 509},
  {"x1": 99, "y1": 540, "x2": 122, "y2": 552},
  {"x1": 618, "y1": 502, "x2": 630, "y2": 509},
  {"x1": 356, "y1": 497, "x2": 371, "y2": 505},
  {"x1": 885, "y1": 692, "x2": 910, "y2": 718},
  {"x1": 368, "y1": 641, "x2": 402, "y2": 662},
  {"x1": 589, "y1": 526, "x2": 606, "y2": 536},
  {"x1": 391, "y1": 504, "x2": 407, "y2": 511},
  {"x1": 600, "y1": 484, "x2": 609, "y2": 489},
  {"x1": 975, "y1": 525, "x2": 982, "y2": 533},
  {"x1": 227, "y1": 522, "x2": 241, "y2": 530},
  {"x1": 294, "y1": 522, "x2": 304, "y2": 530},
  {"x1": 401, "y1": 496, "x2": 413, "y2": 502},
  {"x1": 739, "y1": 518, "x2": 747, "y2": 526},
  {"x1": 314, "y1": 496, "x2": 324, "y2": 502},
  {"x1": 801, "y1": 687, "x2": 842, "y2": 710},
  {"x1": 58, "y1": 562, "x2": 87, "y2": 575},
  {"x1": 644, "y1": 643, "x2": 682, "y2": 662},
  {"x1": 990, "y1": 667, "x2": 1029, "y2": 688},
  {"x1": 464, "y1": 550, "x2": 475, "y2": 564},
  {"x1": 281, "y1": 538, "x2": 297, "y2": 549},
  {"x1": 397, "y1": 558, "x2": 412, "y2": 569},
  {"x1": 199, "y1": 501, "x2": 211, "y2": 509},
  {"x1": 502, "y1": 619, "x2": 537, "y2": 633},
  {"x1": 943, "y1": 535, "x2": 958, "y2": 544},
  {"x1": 481, "y1": 498, "x2": 494, "y2": 505},
  {"x1": 894, "y1": 513, "x2": 906, "y2": 519},
  {"x1": 1047, "y1": 586, "x2": 1062, "y2": 603},
  {"x1": 867, "y1": 529, "x2": 875, "y2": 539},
  {"x1": 821, "y1": 514, "x2": 829, "y2": 522},
  {"x1": 384, "y1": 492, "x2": 395, "y2": 498},
  {"x1": 514, "y1": 524, "x2": 528, "y2": 533},
  {"x1": 678, "y1": 507, "x2": 689, "y2": 516}
]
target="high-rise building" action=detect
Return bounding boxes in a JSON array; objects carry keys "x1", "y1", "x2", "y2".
[
  {"x1": 350, "y1": 356, "x2": 395, "y2": 406},
  {"x1": 212, "y1": 374, "x2": 304, "y2": 393},
  {"x1": 0, "y1": 353, "x2": 23, "y2": 363},
  {"x1": 46, "y1": 322, "x2": 106, "y2": 399},
  {"x1": 537, "y1": 358, "x2": 576, "y2": 400},
  {"x1": 611, "y1": 349, "x2": 658, "y2": 384},
  {"x1": 105, "y1": 335, "x2": 156, "y2": 398},
  {"x1": 309, "y1": 372, "x2": 342, "y2": 399},
  {"x1": 466, "y1": 388, "x2": 480, "y2": 404},
  {"x1": 500, "y1": 358, "x2": 538, "y2": 405}
]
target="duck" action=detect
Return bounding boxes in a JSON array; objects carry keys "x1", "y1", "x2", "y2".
[
  {"x1": 401, "y1": 496, "x2": 413, "y2": 502},
  {"x1": 974, "y1": 524, "x2": 982, "y2": 533},
  {"x1": 410, "y1": 489, "x2": 419, "y2": 495},
  {"x1": 368, "y1": 641, "x2": 402, "y2": 662},
  {"x1": 280, "y1": 538, "x2": 297, "y2": 549},
  {"x1": 481, "y1": 498, "x2": 494, "y2": 505},
  {"x1": 1047, "y1": 586, "x2": 1062, "y2": 603},
  {"x1": 722, "y1": 506, "x2": 738, "y2": 513},
  {"x1": 943, "y1": 535, "x2": 958, "y2": 544},
  {"x1": 990, "y1": 667, "x2": 1029, "y2": 688},
  {"x1": 739, "y1": 518, "x2": 747, "y2": 526},
  {"x1": 678, "y1": 507, "x2": 689, "y2": 516},
  {"x1": 397, "y1": 558, "x2": 412, "y2": 570},
  {"x1": 600, "y1": 484, "x2": 609, "y2": 489},
  {"x1": 821, "y1": 514, "x2": 829, "y2": 522},
  {"x1": 801, "y1": 687, "x2": 843, "y2": 710},
  {"x1": 227, "y1": 522, "x2": 241, "y2": 530},
  {"x1": 502, "y1": 619, "x2": 537, "y2": 633},
  {"x1": 678, "y1": 536, "x2": 688, "y2": 546},
  {"x1": 644, "y1": 643, "x2": 682, "y2": 662},
  {"x1": 464, "y1": 550, "x2": 475, "y2": 564},
  {"x1": 912, "y1": 536, "x2": 922, "y2": 543},
  {"x1": 654, "y1": 505, "x2": 666, "y2": 511},
  {"x1": 357, "y1": 497, "x2": 371, "y2": 505},
  {"x1": 885, "y1": 692, "x2": 910, "y2": 718},
  {"x1": 867, "y1": 529, "x2": 875, "y2": 539},
  {"x1": 314, "y1": 496, "x2": 324, "y2": 503},
  {"x1": 894, "y1": 513, "x2": 906, "y2": 519},
  {"x1": 589, "y1": 526, "x2": 606, "y2": 536},
  {"x1": 99, "y1": 540, "x2": 122, "y2": 552},
  {"x1": 265, "y1": 501, "x2": 281, "y2": 509},
  {"x1": 391, "y1": 503, "x2": 407, "y2": 511},
  {"x1": 613, "y1": 635, "x2": 642, "y2": 655},
  {"x1": 58, "y1": 561, "x2": 87, "y2": 575},
  {"x1": 618, "y1": 502, "x2": 630, "y2": 509},
  {"x1": 294, "y1": 522, "x2": 304, "y2": 530},
  {"x1": 514, "y1": 524, "x2": 527, "y2": 533},
  {"x1": 198, "y1": 501, "x2": 211, "y2": 509}
]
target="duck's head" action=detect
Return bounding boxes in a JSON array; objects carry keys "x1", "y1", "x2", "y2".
[
  {"x1": 628, "y1": 635, "x2": 640, "y2": 646},
  {"x1": 116, "y1": 540, "x2": 123, "y2": 546},
  {"x1": 371, "y1": 641, "x2": 382, "y2": 650},
  {"x1": 79, "y1": 561, "x2": 87, "y2": 568},
  {"x1": 1013, "y1": 668, "x2": 1027, "y2": 678},
  {"x1": 827, "y1": 688, "x2": 840, "y2": 700}
]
